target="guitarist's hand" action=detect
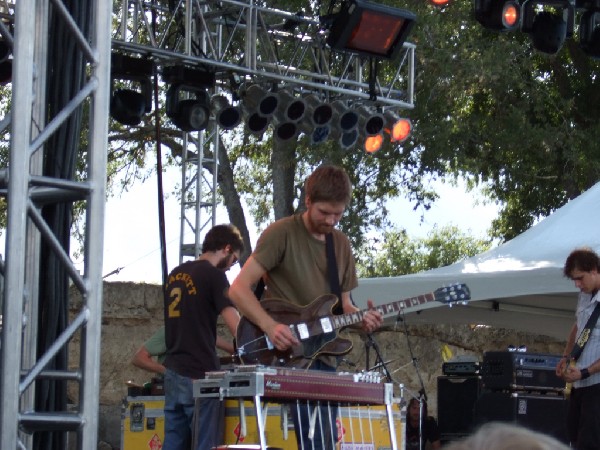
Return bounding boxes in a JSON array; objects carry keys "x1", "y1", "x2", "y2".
[
  {"x1": 267, "y1": 322, "x2": 300, "y2": 351},
  {"x1": 348, "y1": 299, "x2": 383, "y2": 334},
  {"x1": 556, "y1": 356, "x2": 569, "y2": 378}
]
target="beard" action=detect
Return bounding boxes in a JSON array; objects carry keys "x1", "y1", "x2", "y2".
[
  {"x1": 306, "y1": 214, "x2": 334, "y2": 235},
  {"x1": 216, "y1": 255, "x2": 231, "y2": 270}
]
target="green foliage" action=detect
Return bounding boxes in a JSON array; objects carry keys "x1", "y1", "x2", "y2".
[
  {"x1": 6, "y1": 0, "x2": 600, "y2": 254},
  {"x1": 400, "y1": 0, "x2": 600, "y2": 239},
  {"x1": 356, "y1": 225, "x2": 492, "y2": 278}
]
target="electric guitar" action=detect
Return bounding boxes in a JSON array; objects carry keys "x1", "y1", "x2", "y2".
[
  {"x1": 236, "y1": 283, "x2": 471, "y2": 367},
  {"x1": 563, "y1": 357, "x2": 575, "y2": 397}
]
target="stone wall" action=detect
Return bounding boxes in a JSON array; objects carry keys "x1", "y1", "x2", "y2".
[{"x1": 74, "y1": 282, "x2": 567, "y2": 449}]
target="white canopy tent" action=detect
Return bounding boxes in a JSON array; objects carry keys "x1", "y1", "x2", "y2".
[{"x1": 353, "y1": 181, "x2": 600, "y2": 340}]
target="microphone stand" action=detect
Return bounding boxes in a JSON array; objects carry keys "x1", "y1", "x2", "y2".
[
  {"x1": 396, "y1": 308, "x2": 427, "y2": 400},
  {"x1": 396, "y1": 308, "x2": 428, "y2": 450},
  {"x1": 364, "y1": 333, "x2": 394, "y2": 382}
]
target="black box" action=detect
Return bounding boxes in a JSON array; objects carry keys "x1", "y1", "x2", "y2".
[
  {"x1": 473, "y1": 392, "x2": 568, "y2": 443},
  {"x1": 437, "y1": 376, "x2": 481, "y2": 438},
  {"x1": 480, "y1": 351, "x2": 564, "y2": 392}
]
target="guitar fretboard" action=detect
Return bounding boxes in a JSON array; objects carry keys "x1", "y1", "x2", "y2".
[{"x1": 330, "y1": 292, "x2": 435, "y2": 330}]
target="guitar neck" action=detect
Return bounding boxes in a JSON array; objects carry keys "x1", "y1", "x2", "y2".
[{"x1": 330, "y1": 292, "x2": 435, "y2": 330}]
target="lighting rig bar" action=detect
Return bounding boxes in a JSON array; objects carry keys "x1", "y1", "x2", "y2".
[{"x1": 112, "y1": 0, "x2": 416, "y2": 109}]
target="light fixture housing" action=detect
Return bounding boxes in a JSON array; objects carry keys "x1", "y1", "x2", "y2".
[
  {"x1": 0, "y1": 38, "x2": 12, "y2": 84},
  {"x1": 330, "y1": 100, "x2": 359, "y2": 142},
  {"x1": 166, "y1": 84, "x2": 211, "y2": 132},
  {"x1": 579, "y1": 9, "x2": 600, "y2": 58},
  {"x1": 241, "y1": 84, "x2": 279, "y2": 118},
  {"x1": 162, "y1": 65, "x2": 216, "y2": 132},
  {"x1": 110, "y1": 54, "x2": 154, "y2": 126},
  {"x1": 384, "y1": 111, "x2": 412, "y2": 143},
  {"x1": 357, "y1": 106, "x2": 385, "y2": 136},
  {"x1": 326, "y1": 0, "x2": 416, "y2": 60},
  {"x1": 474, "y1": 0, "x2": 522, "y2": 30},
  {"x1": 521, "y1": 0, "x2": 574, "y2": 54},
  {"x1": 211, "y1": 95, "x2": 242, "y2": 130},
  {"x1": 362, "y1": 133, "x2": 384, "y2": 153}
]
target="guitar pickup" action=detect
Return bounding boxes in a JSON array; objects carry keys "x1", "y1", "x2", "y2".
[{"x1": 293, "y1": 323, "x2": 309, "y2": 340}]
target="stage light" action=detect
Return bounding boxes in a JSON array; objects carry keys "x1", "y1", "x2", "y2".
[
  {"x1": 166, "y1": 84, "x2": 211, "y2": 132},
  {"x1": 110, "y1": 54, "x2": 154, "y2": 126},
  {"x1": 211, "y1": 95, "x2": 242, "y2": 130},
  {"x1": 162, "y1": 65, "x2": 216, "y2": 132},
  {"x1": 275, "y1": 90, "x2": 306, "y2": 123},
  {"x1": 357, "y1": 106, "x2": 385, "y2": 137},
  {"x1": 311, "y1": 126, "x2": 331, "y2": 145},
  {"x1": 363, "y1": 133, "x2": 384, "y2": 153},
  {"x1": 243, "y1": 110, "x2": 270, "y2": 136},
  {"x1": 521, "y1": 0, "x2": 574, "y2": 54},
  {"x1": 340, "y1": 129, "x2": 359, "y2": 149},
  {"x1": 474, "y1": 0, "x2": 522, "y2": 31},
  {"x1": 384, "y1": 111, "x2": 412, "y2": 143},
  {"x1": 430, "y1": 0, "x2": 452, "y2": 6},
  {"x1": 329, "y1": 100, "x2": 359, "y2": 143},
  {"x1": 579, "y1": 10, "x2": 600, "y2": 58},
  {"x1": 298, "y1": 94, "x2": 333, "y2": 143},
  {"x1": 0, "y1": 39, "x2": 12, "y2": 84},
  {"x1": 326, "y1": 0, "x2": 416, "y2": 60},
  {"x1": 271, "y1": 90, "x2": 304, "y2": 141},
  {"x1": 241, "y1": 84, "x2": 279, "y2": 118},
  {"x1": 274, "y1": 121, "x2": 298, "y2": 141},
  {"x1": 303, "y1": 94, "x2": 333, "y2": 127}
]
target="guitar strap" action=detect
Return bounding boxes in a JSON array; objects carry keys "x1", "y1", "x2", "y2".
[
  {"x1": 253, "y1": 278, "x2": 265, "y2": 300},
  {"x1": 570, "y1": 293, "x2": 600, "y2": 361},
  {"x1": 326, "y1": 233, "x2": 343, "y2": 315}
]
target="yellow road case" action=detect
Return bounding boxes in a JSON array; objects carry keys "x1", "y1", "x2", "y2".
[
  {"x1": 222, "y1": 400, "x2": 404, "y2": 449},
  {"x1": 120, "y1": 396, "x2": 165, "y2": 450},
  {"x1": 121, "y1": 396, "x2": 404, "y2": 449}
]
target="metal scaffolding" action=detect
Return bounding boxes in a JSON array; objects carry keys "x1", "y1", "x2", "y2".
[
  {"x1": 112, "y1": 0, "x2": 416, "y2": 261},
  {"x1": 0, "y1": 0, "x2": 415, "y2": 448},
  {"x1": 0, "y1": 0, "x2": 112, "y2": 449}
]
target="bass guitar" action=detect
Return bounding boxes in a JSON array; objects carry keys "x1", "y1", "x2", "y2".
[{"x1": 236, "y1": 283, "x2": 471, "y2": 367}]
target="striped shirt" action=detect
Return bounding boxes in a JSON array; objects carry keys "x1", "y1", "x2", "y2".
[{"x1": 574, "y1": 290, "x2": 600, "y2": 388}]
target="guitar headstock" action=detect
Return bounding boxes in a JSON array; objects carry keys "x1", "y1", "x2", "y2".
[{"x1": 434, "y1": 283, "x2": 471, "y2": 306}]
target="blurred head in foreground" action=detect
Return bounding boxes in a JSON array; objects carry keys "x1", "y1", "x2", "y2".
[{"x1": 443, "y1": 422, "x2": 570, "y2": 450}]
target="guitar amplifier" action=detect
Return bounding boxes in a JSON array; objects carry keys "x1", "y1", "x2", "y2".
[
  {"x1": 480, "y1": 351, "x2": 564, "y2": 392},
  {"x1": 442, "y1": 360, "x2": 480, "y2": 376},
  {"x1": 473, "y1": 391, "x2": 568, "y2": 444}
]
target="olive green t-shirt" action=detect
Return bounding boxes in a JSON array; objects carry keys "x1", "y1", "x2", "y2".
[{"x1": 253, "y1": 214, "x2": 358, "y2": 306}]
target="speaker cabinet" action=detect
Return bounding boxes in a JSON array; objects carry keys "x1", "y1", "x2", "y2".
[
  {"x1": 473, "y1": 392, "x2": 568, "y2": 443},
  {"x1": 437, "y1": 376, "x2": 481, "y2": 439}
]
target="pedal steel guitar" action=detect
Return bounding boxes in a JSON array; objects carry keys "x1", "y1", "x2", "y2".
[{"x1": 193, "y1": 365, "x2": 402, "y2": 450}]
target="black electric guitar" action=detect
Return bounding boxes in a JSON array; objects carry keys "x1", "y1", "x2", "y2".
[{"x1": 236, "y1": 283, "x2": 471, "y2": 367}]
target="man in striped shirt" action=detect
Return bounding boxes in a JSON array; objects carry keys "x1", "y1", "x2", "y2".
[{"x1": 557, "y1": 247, "x2": 600, "y2": 450}]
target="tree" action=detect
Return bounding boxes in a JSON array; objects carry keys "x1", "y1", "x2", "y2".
[
  {"x1": 401, "y1": 0, "x2": 600, "y2": 239},
  {"x1": 7, "y1": 0, "x2": 600, "y2": 254},
  {"x1": 356, "y1": 225, "x2": 492, "y2": 278}
]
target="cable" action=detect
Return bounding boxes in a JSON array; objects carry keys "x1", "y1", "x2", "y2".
[
  {"x1": 153, "y1": 66, "x2": 169, "y2": 287},
  {"x1": 34, "y1": 1, "x2": 90, "y2": 448},
  {"x1": 397, "y1": 308, "x2": 428, "y2": 401}
]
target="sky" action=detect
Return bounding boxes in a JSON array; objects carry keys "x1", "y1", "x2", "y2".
[{"x1": 97, "y1": 166, "x2": 501, "y2": 286}]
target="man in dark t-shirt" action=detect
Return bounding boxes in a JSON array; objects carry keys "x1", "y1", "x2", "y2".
[
  {"x1": 405, "y1": 397, "x2": 441, "y2": 450},
  {"x1": 162, "y1": 224, "x2": 243, "y2": 450}
]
